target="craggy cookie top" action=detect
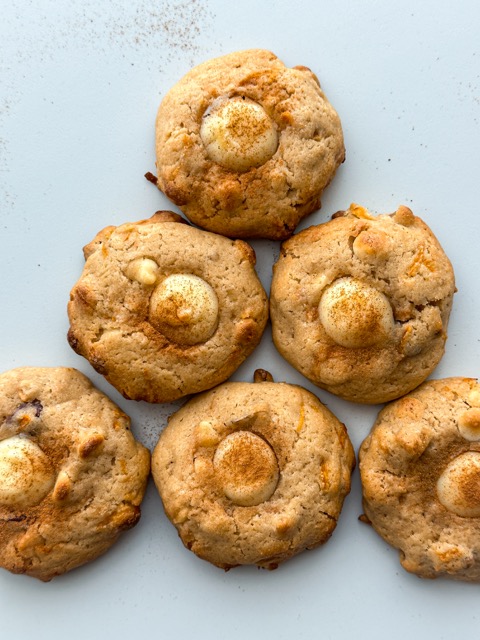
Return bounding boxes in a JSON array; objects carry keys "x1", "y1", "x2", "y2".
[
  {"x1": 152, "y1": 370, "x2": 355, "y2": 570},
  {"x1": 155, "y1": 49, "x2": 345, "y2": 240},
  {"x1": 67, "y1": 212, "x2": 268, "y2": 403},
  {"x1": 270, "y1": 204, "x2": 455, "y2": 404},
  {"x1": 0, "y1": 367, "x2": 150, "y2": 581},
  {"x1": 360, "y1": 378, "x2": 480, "y2": 582}
]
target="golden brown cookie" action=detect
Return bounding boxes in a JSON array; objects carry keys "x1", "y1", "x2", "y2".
[
  {"x1": 0, "y1": 367, "x2": 150, "y2": 581},
  {"x1": 270, "y1": 204, "x2": 456, "y2": 404},
  {"x1": 67, "y1": 212, "x2": 268, "y2": 403},
  {"x1": 360, "y1": 377, "x2": 480, "y2": 582},
  {"x1": 155, "y1": 49, "x2": 345, "y2": 240},
  {"x1": 152, "y1": 370, "x2": 355, "y2": 570}
]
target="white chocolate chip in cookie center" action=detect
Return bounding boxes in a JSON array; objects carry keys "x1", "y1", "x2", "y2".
[
  {"x1": 149, "y1": 274, "x2": 219, "y2": 345},
  {"x1": 0, "y1": 436, "x2": 55, "y2": 508},
  {"x1": 437, "y1": 452, "x2": 480, "y2": 518},
  {"x1": 318, "y1": 277, "x2": 395, "y2": 348},
  {"x1": 200, "y1": 96, "x2": 278, "y2": 172},
  {"x1": 213, "y1": 430, "x2": 279, "y2": 506}
]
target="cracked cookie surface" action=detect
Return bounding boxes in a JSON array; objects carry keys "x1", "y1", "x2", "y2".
[
  {"x1": 67, "y1": 212, "x2": 268, "y2": 402},
  {"x1": 151, "y1": 370, "x2": 355, "y2": 569},
  {"x1": 360, "y1": 378, "x2": 480, "y2": 582},
  {"x1": 270, "y1": 204, "x2": 455, "y2": 404},
  {"x1": 155, "y1": 49, "x2": 345, "y2": 240},
  {"x1": 0, "y1": 367, "x2": 150, "y2": 581}
]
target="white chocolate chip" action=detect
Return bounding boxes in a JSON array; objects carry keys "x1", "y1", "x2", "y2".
[
  {"x1": 458, "y1": 408, "x2": 480, "y2": 441},
  {"x1": 468, "y1": 387, "x2": 480, "y2": 408},
  {"x1": 149, "y1": 274, "x2": 219, "y2": 345},
  {"x1": 193, "y1": 457, "x2": 211, "y2": 479},
  {"x1": 125, "y1": 258, "x2": 160, "y2": 285},
  {"x1": 195, "y1": 420, "x2": 220, "y2": 448},
  {"x1": 437, "y1": 452, "x2": 480, "y2": 518},
  {"x1": 0, "y1": 436, "x2": 54, "y2": 508},
  {"x1": 318, "y1": 277, "x2": 395, "y2": 348},
  {"x1": 213, "y1": 430, "x2": 279, "y2": 506},
  {"x1": 200, "y1": 96, "x2": 278, "y2": 172},
  {"x1": 353, "y1": 229, "x2": 390, "y2": 261}
]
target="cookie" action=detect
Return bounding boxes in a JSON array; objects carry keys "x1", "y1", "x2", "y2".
[
  {"x1": 67, "y1": 211, "x2": 268, "y2": 403},
  {"x1": 154, "y1": 49, "x2": 345, "y2": 240},
  {"x1": 270, "y1": 204, "x2": 455, "y2": 404},
  {"x1": 0, "y1": 367, "x2": 150, "y2": 581},
  {"x1": 359, "y1": 377, "x2": 480, "y2": 581},
  {"x1": 152, "y1": 369, "x2": 355, "y2": 570}
]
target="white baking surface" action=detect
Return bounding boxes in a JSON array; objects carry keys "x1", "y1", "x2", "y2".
[{"x1": 1, "y1": 1, "x2": 479, "y2": 637}]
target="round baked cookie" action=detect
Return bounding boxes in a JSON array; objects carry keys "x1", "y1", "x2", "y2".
[
  {"x1": 359, "y1": 377, "x2": 480, "y2": 582},
  {"x1": 152, "y1": 369, "x2": 355, "y2": 570},
  {"x1": 154, "y1": 49, "x2": 345, "y2": 240},
  {"x1": 67, "y1": 211, "x2": 268, "y2": 403},
  {"x1": 270, "y1": 204, "x2": 455, "y2": 404},
  {"x1": 0, "y1": 367, "x2": 150, "y2": 581}
]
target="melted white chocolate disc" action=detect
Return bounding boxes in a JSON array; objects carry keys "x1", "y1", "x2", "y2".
[
  {"x1": 149, "y1": 274, "x2": 219, "y2": 345},
  {"x1": 0, "y1": 436, "x2": 54, "y2": 508},
  {"x1": 318, "y1": 277, "x2": 395, "y2": 348},
  {"x1": 200, "y1": 96, "x2": 278, "y2": 172},
  {"x1": 437, "y1": 452, "x2": 480, "y2": 518},
  {"x1": 213, "y1": 430, "x2": 279, "y2": 506}
]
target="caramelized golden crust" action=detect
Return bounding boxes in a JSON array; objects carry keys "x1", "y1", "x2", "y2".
[
  {"x1": 0, "y1": 367, "x2": 150, "y2": 581},
  {"x1": 270, "y1": 204, "x2": 455, "y2": 404},
  {"x1": 152, "y1": 372, "x2": 355, "y2": 570},
  {"x1": 359, "y1": 378, "x2": 480, "y2": 582},
  {"x1": 155, "y1": 49, "x2": 345, "y2": 240},
  {"x1": 67, "y1": 213, "x2": 268, "y2": 402}
]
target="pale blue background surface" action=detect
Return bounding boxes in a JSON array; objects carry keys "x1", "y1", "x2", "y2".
[{"x1": 1, "y1": 1, "x2": 479, "y2": 638}]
